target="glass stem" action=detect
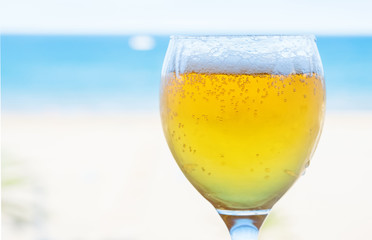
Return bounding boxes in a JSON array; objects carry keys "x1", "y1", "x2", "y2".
[{"x1": 217, "y1": 209, "x2": 270, "y2": 240}]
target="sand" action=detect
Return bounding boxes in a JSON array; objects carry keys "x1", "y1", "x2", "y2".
[{"x1": 2, "y1": 110, "x2": 372, "y2": 240}]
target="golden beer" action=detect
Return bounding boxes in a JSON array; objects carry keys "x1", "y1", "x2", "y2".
[{"x1": 161, "y1": 72, "x2": 325, "y2": 210}]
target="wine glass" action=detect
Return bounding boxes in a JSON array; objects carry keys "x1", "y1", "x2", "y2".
[{"x1": 160, "y1": 35, "x2": 325, "y2": 240}]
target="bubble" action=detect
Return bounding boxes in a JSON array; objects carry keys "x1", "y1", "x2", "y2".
[
  {"x1": 183, "y1": 163, "x2": 198, "y2": 172},
  {"x1": 284, "y1": 169, "x2": 298, "y2": 177}
]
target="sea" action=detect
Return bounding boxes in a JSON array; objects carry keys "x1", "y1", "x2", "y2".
[{"x1": 2, "y1": 35, "x2": 372, "y2": 112}]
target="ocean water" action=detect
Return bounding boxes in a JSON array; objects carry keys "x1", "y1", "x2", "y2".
[{"x1": 1, "y1": 35, "x2": 372, "y2": 111}]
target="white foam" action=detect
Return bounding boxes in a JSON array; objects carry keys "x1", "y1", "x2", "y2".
[{"x1": 164, "y1": 35, "x2": 323, "y2": 75}]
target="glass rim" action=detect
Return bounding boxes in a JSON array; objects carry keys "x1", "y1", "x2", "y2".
[{"x1": 170, "y1": 34, "x2": 316, "y2": 40}]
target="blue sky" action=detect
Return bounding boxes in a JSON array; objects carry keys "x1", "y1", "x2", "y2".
[
  {"x1": 1, "y1": 0, "x2": 371, "y2": 111},
  {"x1": 1, "y1": 0, "x2": 372, "y2": 35}
]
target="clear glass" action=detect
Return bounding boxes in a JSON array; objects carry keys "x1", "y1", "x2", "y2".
[{"x1": 160, "y1": 35, "x2": 325, "y2": 240}]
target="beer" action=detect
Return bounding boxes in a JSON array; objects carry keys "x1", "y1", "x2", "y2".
[{"x1": 161, "y1": 72, "x2": 325, "y2": 210}]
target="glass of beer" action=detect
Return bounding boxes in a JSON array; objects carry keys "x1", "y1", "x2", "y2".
[{"x1": 160, "y1": 35, "x2": 325, "y2": 240}]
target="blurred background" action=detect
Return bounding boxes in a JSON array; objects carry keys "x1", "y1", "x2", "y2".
[{"x1": 1, "y1": 0, "x2": 372, "y2": 239}]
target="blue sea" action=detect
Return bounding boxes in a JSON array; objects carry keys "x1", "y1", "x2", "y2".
[{"x1": 2, "y1": 35, "x2": 372, "y2": 112}]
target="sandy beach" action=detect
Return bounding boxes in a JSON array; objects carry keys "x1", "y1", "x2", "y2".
[{"x1": 2, "y1": 110, "x2": 372, "y2": 240}]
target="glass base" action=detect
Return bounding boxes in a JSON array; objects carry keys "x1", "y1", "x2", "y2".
[
  {"x1": 217, "y1": 209, "x2": 271, "y2": 216},
  {"x1": 217, "y1": 209, "x2": 270, "y2": 240}
]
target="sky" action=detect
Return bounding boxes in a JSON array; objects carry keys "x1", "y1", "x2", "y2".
[{"x1": 1, "y1": 0, "x2": 372, "y2": 35}]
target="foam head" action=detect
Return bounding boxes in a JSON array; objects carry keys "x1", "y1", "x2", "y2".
[{"x1": 163, "y1": 35, "x2": 323, "y2": 76}]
